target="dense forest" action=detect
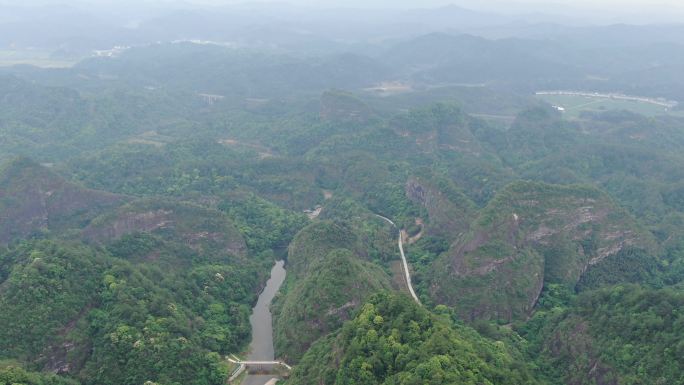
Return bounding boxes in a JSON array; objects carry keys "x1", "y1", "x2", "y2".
[{"x1": 2, "y1": 3, "x2": 684, "y2": 385}]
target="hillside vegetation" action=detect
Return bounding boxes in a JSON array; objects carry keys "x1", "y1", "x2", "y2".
[
  {"x1": 429, "y1": 181, "x2": 657, "y2": 321},
  {"x1": 0, "y1": 160, "x2": 277, "y2": 385},
  {"x1": 273, "y1": 220, "x2": 396, "y2": 362},
  {"x1": 523, "y1": 285, "x2": 684, "y2": 385},
  {"x1": 2, "y1": 21, "x2": 684, "y2": 385},
  {"x1": 0, "y1": 239, "x2": 262, "y2": 385},
  {"x1": 289, "y1": 293, "x2": 543, "y2": 385},
  {"x1": 273, "y1": 249, "x2": 392, "y2": 362},
  {"x1": 0, "y1": 158, "x2": 126, "y2": 243}
]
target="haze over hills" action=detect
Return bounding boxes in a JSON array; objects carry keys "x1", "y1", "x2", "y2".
[
  {"x1": 2, "y1": 1, "x2": 684, "y2": 56},
  {"x1": 1, "y1": 1, "x2": 684, "y2": 385}
]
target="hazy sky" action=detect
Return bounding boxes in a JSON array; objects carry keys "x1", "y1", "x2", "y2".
[
  {"x1": 8, "y1": 0, "x2": 684, "y2": 8},
  {"x1": 178, "y1": 0, "x2": 684, "y2": 9},
  {"x1": 4, "y1": 0, "x2": 683, "y2": 24},
  {"x1": 159, "y1": 0, "x2": 684, "y2": 23}
]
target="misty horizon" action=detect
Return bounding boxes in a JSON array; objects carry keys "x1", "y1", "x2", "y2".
[
  {"x1": 2, "y1": 0, "x2": 684, "y2": 60},
  {"x1": 2, "y1": 0, "x2": 684, "y2": 23},
  {"x1": 2, "y1": 1, "x2": 684, "y2": 385}
]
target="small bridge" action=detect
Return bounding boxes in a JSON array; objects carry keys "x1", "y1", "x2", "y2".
[{"x1": 227, "y1": 356, "x2": 292, "y2": 382}]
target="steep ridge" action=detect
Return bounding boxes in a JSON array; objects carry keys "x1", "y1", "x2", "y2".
[
  {"x1": 272, "y1": 220, "x2": 394, "y2": 363},
  {"x1": 0, "y1": 159, "x2": 259, "y2": 385},
  {"x1": 283, "y1": 221, "x2": 367, "y2": 277},
  {"x1": 429, "y1": 181, "x2": 658, "y2": 322},
  {"x1": 0, "y1": 158, "x2": 127, "y2": 244},
  {"x1": 0, "y1": 238, "x2": 261, "y2": 384},
  {"x1": 526, "y1": 285, "x2": 684, "y2": 385},
  {"x1": 0, "y1": 158, "x2": 249, "y2": 264},
  {"x1": 273, "y1": 249, "x2": 391, "y2": 363},
  {"x1": 288, "y1": 292, "x2": 544, "y2": 385},
  {"x1": 83, "y1": 199, "x2": 247, "y2": 262},
  {"x1": 405, "y1": 175, "x2": 477, "y2": 241}
]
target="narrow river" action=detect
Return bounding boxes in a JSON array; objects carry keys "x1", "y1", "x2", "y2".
[{"x1": 241, "y1": 260, "x2": 286, "y2": 385}]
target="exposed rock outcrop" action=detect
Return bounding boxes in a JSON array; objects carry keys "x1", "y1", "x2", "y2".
[
  {"x1": 429, "y1": 181, "x2": 657, "y2": 322},
  {"x1": 0, "y1": 158, "x2": 127, "y2": 244},
  {"x1": 84, "y1": 200, "x2": 247, "y2": 258},
  {"x1": 405, "y1": 176, "x2": 476, "y2": 241}
]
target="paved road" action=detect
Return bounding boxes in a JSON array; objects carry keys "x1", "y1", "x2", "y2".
[{"x1": 375, "y1": 214, "x2": 421, "y2": 304}]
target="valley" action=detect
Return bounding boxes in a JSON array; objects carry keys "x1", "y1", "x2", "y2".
[
  {"x1": 240, "y1": 261, "x2": 287, "y2": 385},
  {"x1": 2, "y1": 3, "x2": 684, "y2": 385}
]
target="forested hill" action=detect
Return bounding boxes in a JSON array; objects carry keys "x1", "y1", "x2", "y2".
[
  {"x1": 289, "y1": 293, "x2": 544, "y2": 385},
  {"x1": 0, "y1": 159, "x2": 278, "y2": 385},
  {"x1": 2, "y1": 23, "x2": 684, "y2": 385}
]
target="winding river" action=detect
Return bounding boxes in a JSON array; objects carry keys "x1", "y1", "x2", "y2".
[{"x1": 241, "y1": 260, "x2": 286, "y2": 385}]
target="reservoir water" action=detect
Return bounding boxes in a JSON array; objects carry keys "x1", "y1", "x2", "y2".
[{"x1": 241, "y1": 260, "x2": 286, "y2": 385}]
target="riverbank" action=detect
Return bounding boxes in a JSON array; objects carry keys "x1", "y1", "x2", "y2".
[{"x1": 241, "y1": 260, "x2": 286, "y2": 385}]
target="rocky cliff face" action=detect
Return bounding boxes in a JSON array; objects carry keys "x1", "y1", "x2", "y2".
[
  {"x1": 543, "y1": 317, "x2": 619, "y2": 385},
  {"x1": 0, "y1": 159, "x2": 247, "y2": 260},
  {"x1": 83, "y1": 208, "x2": 173, "y2": 241},
  {"x1": 84, "y1": 200, "x2": 247, "y2": 258},
  {"x1": 0, "y1": 158, "x2": 127, "y2": 244},
  {"x1": 391, "y1": 103, "x2": 484, "y2": 156},
  {"x1": 405, "y1": 176, "x2": 476, "y2": 241},
  {"x1": 429, "y1": 181, "x2": 658, "y2": 322}
]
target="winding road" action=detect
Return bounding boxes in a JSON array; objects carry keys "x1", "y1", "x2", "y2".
[{"x1": 375, "y1": 214, "x2": 421, "y2": 304}]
